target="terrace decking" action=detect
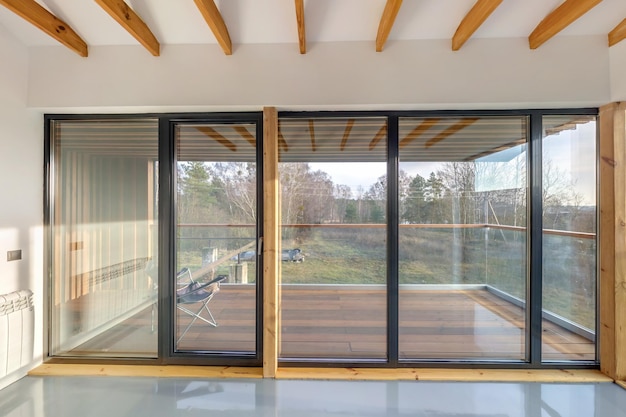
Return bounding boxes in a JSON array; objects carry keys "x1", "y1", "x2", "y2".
[{"x1": 72, "y1": 285, "x2": 595, "y2": 362}]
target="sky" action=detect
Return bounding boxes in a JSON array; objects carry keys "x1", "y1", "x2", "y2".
[{"x1": 310, "y1": 162, "x2": 445, "y2": 193}]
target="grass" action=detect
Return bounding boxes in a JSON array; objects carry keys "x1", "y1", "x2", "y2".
[{"x1": 283, "y1": 257, "x2": 385, "y2": 284}]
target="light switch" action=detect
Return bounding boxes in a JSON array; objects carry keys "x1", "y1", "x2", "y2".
[{"x1": 7, "y1": 250, "x2": 22, "y2": 261}]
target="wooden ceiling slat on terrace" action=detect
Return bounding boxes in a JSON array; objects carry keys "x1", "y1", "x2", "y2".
[{"x1": 51, "y1": 115, "x2": 594, "y2": 163}]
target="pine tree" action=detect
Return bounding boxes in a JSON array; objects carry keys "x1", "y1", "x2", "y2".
[{"x1": 403, "y1": 174, "x2": 428, "y2": 223}]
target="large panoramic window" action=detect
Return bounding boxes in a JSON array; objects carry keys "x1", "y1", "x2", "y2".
[
  {"x1": 48, "y1": 119, "x2": 159, "y2": 358},
  {"x1": 398, "y1": 116, "x2": 528, "y2": 360},
  {"x1": 46, "y1": 110, "x2": 598, "y2": 366},
  {"x1": 542, "y1": 115, "x2": 597, "y2": 362},
  {"x1": 278, "y1": 117, "x2": 388, "y2": 360}
]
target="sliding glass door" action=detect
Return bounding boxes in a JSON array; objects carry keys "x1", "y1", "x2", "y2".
[
  {"x1": 278, "y1": 116, "x2": 389, "y2": 360},
  {"x1": 173, "y1": 119, "x2": 261, "y2": 356},
  {"x1": 398, "y1": 116, "x2": 528, "y2": 360},
  {"x1": 275, "y1": 111, "x2": 597, "y2": 366},
  {"x1": 46, "y1": 114, "x2": 264, "y2": 363},
  {"x1": 48, "y1": 118, "x2": 159, "y2": 358}
]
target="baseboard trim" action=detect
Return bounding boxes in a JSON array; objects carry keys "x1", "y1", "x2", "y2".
[
  {"x1": 275, "y1": 367, "x2": 612, "y2": 382},
  {"x1": 27, "y1": 364, "x2": 612, "y2": 383},
  {"x1": 28, "y1": 364, "x2": 262, "y2": 379}
]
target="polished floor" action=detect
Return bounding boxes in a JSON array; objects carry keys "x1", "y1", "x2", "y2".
[{"x1": 1, "y1": 376, "x2": 626, "y2": 417}]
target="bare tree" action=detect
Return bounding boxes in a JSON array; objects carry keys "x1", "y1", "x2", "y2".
[
  {"x1": 333, "y1": 184, "x2": 352, "y2": 222},
  {"x1": 210, "y1": 162, "x2": 257, "y2": 223},
  {"x1": 302, "y1": 169, "x2": 335, "y2": 224},
  {"x1": 542, "y1": 159, "x2": 582, "y2": 230},
  {"x1": 280, "y1": 163, "x2": 311, "y2": 226},
  {"x1": 474, "y1": 153, "x2": 527, "y2": 228}
]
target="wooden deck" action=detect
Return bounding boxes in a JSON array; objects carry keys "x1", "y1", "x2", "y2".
[{"x1": 73, "y1": 285, "x2": 595, "y2": 362}]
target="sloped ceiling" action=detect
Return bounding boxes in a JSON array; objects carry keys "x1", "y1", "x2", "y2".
[{"x1": 0, "y1": 0, "x2": 624, "y2": 57}]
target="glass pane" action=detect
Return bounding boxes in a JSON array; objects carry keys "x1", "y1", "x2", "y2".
[
  {"x1": 542, "y1": 115, "x2": 597, "y2": 361},
  {"x1": 175, "y1": 122, "x2": 257, "y2": 353},
  {"x1": 278, "y1": 117, "x2": 388, "y2": 360},
  {"x1": 49, "y1": 119, "x2": 159, "y2": 358},
  {"x1": 398, "y1": 116, "x2": 528, "y2": 360}
]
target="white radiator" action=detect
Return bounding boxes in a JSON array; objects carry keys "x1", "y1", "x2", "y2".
[{"x1": 0, "y1": 290, "x2": 34, "y2": 378}]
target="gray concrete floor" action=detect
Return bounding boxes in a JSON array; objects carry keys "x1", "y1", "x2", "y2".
[{"x1": 1, "y1": 376, "x2": 626, "y2": 416}]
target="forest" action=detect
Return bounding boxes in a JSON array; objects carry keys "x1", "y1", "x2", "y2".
[{"x1": 177, "y1": 159, "x2": 594, "y2": 233}]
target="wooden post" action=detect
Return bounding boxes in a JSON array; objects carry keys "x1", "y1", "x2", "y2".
[
  {"x1": 263, "y1": 107, "x2": 279, "y2": 378},
  {"x1": 614, "y1": 102, "x2": 626, "y2": 382},
  {"x1": 599, "y1": 103, "x2": 616, "y2": 379},
  {"x1": 599, "y1": 102, "x2": 626, "y2": 381}
]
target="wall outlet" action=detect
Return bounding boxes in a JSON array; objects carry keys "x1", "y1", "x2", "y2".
[{"x1": 7, "y1": 250, "x2": 21, "y2": 261}]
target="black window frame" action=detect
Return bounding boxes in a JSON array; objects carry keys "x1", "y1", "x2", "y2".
[
  {"x1": 277, "y1": 108, "x2": 599, "y2": 369},
  {"x1": 44, "y1": 107, "x2": 599, "y2": 369}
]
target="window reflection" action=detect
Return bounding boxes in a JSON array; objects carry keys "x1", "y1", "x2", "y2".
[
  {"x1": 49, "y1": 119, "x2": 159, "y2": 358},
  {"x1": 398, "y1": 116, "x2": 528, "y2": 360},
  {"x1": 542, "y1": 116, "x2": 597, "y2": 362}
]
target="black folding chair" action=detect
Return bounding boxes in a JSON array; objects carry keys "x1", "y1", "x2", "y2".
[{"x1": 176, "y1": 268, "x2": 227, "y2": 344}]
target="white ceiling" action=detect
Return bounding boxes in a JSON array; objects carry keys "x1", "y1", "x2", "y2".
[{"x1": 0, "y1": 0, "x2": 625, "y2": 51}]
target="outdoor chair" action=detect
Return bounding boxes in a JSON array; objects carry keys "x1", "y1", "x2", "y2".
[{"x1": 176, "y1": 268, "x2": 227, "y2": 344}]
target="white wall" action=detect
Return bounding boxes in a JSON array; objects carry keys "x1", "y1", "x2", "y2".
[
  {"x1": 610, "y1": 40, "x2": 626, "y2": 102},
  {"x1": 28, "y1": 36, "x2": 610, "y2": 111},
  {"x1": 0, "y1": 28, "x2": 43, "y2": 389}
]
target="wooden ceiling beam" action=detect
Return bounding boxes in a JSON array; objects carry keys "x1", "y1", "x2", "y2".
[
  {"x1": 425, "y1": 118, "x2": 480, "y2": 149},
  {"x1": 400, "y1": 118, "x2": 441, "y2": 148},
  {"x1": 196, "y1": 126, "x2": 237, "y2": 152},
  {"x1": 452, "y1": 0, "x2": 503, "y2": 51},
  {"x1": 528, "y1": 0, "x2": 602, "y2": 49},
  {"x1": 340, "y1": 119, "x2": 355, "y2": 151},
  {"x1": 193, "y1": 0, "x2": 232, "y2": 55},
  {"x1": 0, "y1": 0, "x2": 88, "y2": 57},
  {"x1": 95, "y1": 0, "x2": 160, "y2": 56},
  {"x1": 609, "y1": 18, "x2": 626, "y2": 47},
  {"x1": 376, "y1": 0, "x2": 403, "y2": 52},
  {"x1": 295, "y1": 0, "x2": 306, "y2": 54}
]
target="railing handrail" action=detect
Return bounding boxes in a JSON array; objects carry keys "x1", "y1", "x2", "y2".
[
  {"x1": 177, "y1": 223, "x2": 596, "y2": 239},
  {"x1": 178, "y1": 223, "x2": 256, "y2": 228}
]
